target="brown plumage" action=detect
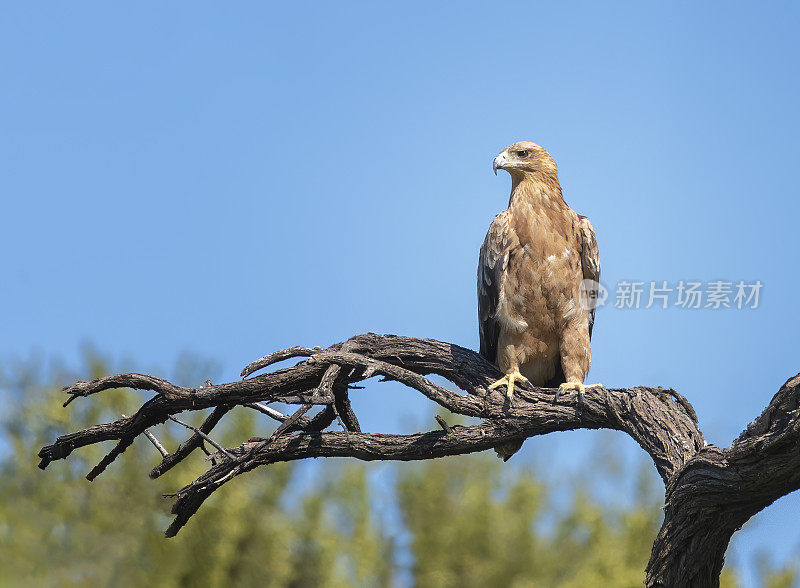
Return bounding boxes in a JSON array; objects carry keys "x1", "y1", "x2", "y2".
[{"x1": 477, "y1": 141, "x2": 601, "y2": 460}]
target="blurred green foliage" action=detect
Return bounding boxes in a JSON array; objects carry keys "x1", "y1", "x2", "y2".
[{"x1": 0, "y1": 353, "x2": 795, "y2": 587}]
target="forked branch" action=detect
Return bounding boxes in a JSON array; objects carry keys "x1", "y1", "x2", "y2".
[{"x1": 37, "y1": 333, "x2": 800, "y2": 587}]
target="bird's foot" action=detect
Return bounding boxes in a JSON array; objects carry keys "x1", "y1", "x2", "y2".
[
  {"x1": 488, "y1": 370, "x2": 530, "y2": 402},
  {"x1": 555, "y1": 381, "x2": 604, "y2": 403}
]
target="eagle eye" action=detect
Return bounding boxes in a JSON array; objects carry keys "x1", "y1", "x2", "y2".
[{"x1": 516, "y1": 150, "x2": 530, "y2": 158}]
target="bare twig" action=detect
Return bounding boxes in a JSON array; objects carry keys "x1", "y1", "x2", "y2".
[
  {"x1": 143, "y1": 430, "x2": 169, "y2": 457},
  {"x1": 240, "y1": 346, "x2": 317, "y2": 378},
  {"x1": 244, "y1": 402, "x2": 289, "y2": 422},
  {"x1": 121, "y1": 412, "x2": 170, "y2": 458},
  {"x1": 150, "y1": 405, "x2": 233, "y2": 479},
  {"x1": 167, "y1": 416, "x2": 236, "y2": 461},
  {"x1": 63, "y1": 373, "x2": 192, "y2": 407},
  {"x1": 268, "y1": 404, "x2": 313, "y2": 441}
]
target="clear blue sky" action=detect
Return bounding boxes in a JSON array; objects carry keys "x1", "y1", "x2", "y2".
[{"x1": 2, "y1": 1, "x2": 799, "y2": 581}]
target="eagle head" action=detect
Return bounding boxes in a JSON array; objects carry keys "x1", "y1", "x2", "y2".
[{"x1": 493, "y1": 141, "x2": 558, "y2": 179}]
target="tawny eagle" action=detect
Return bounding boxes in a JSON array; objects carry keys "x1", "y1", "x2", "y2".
[{"x1": 478, "y1": 142, "x2": 601, "y2": 456}]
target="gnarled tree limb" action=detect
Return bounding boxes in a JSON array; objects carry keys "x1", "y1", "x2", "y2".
[{"x1": 37, "y1": 333, "x2": 800, "y2": 587}]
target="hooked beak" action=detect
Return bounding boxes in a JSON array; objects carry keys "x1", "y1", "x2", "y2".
[{"x1": 493, "y1": 153, "x2": 507, "y2": 176}]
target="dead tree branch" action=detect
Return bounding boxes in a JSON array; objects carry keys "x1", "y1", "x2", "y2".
[{"x1": 37, "y1": 333, "x2": 800, "y2": 587}]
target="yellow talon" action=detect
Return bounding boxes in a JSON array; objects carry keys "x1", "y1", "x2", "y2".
[
  {"x1": 557, "y1": 381, "x2": 604, "y2": 401},
  {"x1": 488, "y1": 370, "x2": 530, "y2": 400}
]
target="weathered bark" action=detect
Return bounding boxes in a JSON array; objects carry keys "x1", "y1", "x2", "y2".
[
  {"x1": 645, "y1": 374, "x2": 800, "y2": 586},
  {"x1": 37, "y1": 334, "x2": 800, "y2": 587}
]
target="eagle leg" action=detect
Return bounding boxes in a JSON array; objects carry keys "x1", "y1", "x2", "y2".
[
  {"x1": 487, "y1": 370, "x2": 530, "y2": 401},
  {"x1": 556, "y1": 381, "x2": 604, "y2": 403}
]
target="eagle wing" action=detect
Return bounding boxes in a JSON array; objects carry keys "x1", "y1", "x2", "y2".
[
  {"x1": 577, "y1": 215, "x2": 600, "y2": 339},
  {"x1": 477, "y1": 210, "x2": 519, "y2": 363}
]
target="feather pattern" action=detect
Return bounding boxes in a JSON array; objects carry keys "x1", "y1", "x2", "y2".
[
  {"x1": 577, "y1": 215, "x2": 600, "y2": 339},
  {"x1": 477, "y1": 210, "x2": 518, "y2": 364}
]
